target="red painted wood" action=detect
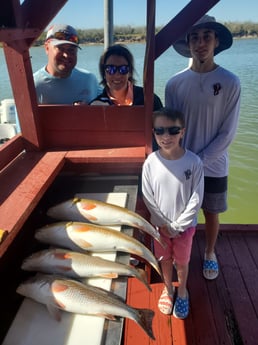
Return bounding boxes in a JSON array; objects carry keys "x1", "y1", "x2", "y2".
[
  {"x1": 0, "y1": 135, "x2": 24, "y2": 171},
  {"x1": 38, "y1": 105, "x2": 147, "y2": 149},
  {"x1": 0, "y1": 151, "x2": 65, "y2": 257},
  {"x1": 124, "y1": 279, "x2": 170, "y2": 345},
  {"x1": 124, "y1": 279, "x2": 194, "y2": 345},
  {"x1": 4, "y1": 46, "x2": 42, "y2": 150},
  {"x1": 64, "y1": 147, "x2": 146, "y2": 174},
  {"x1": 124, "y1": 230, "x2": 258, "y2": 345},
  {"x1": 65, "y1": 147, "x2": 145, "y2": 163}
]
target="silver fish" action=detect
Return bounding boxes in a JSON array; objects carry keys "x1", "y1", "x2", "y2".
[
  {"x1": 46, "y1": 197, "x2": 166, "y2": 248},
  {"x1": 17, "y1": 274, "x2": 155, "y2": 340},
  {"x1": 34, "y1": 221, "x2": 163, "y2": 279},
  {"x1": 21, "y1": 248, "x2": 151, "y2": 291}
]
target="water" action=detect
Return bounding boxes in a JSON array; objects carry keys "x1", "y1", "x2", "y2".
[{"x1": 0, "y1": 39, "x2": 258, "y2": 224}]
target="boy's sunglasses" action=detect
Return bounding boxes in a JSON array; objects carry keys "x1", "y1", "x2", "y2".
[
  {"x1": 153, "y1": 126, "x2": 182, "y2": 135},
  {"x1": 104, "y1": 64, "x2": 130, "y2": 75},
  {"x1": 48, "y1": 31, "x2": 79, "y2": 44}
]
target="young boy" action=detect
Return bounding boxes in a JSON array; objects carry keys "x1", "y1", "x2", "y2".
[{"x1": 142, "y1": 107, "x2": 204, "y2": 318}]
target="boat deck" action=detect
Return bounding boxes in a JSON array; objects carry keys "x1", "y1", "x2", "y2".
[{"x1": 124, "y1": 226, "x2": 258, "y2": 345}]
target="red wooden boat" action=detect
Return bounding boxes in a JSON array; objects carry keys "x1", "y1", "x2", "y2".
[{"x1": 0, "y1": 1, "x2": 257, "y2": 344}]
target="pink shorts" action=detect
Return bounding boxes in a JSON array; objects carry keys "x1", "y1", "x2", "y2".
[{"x1": 154, "y1": 226, "x2": 196, "y2": 265}]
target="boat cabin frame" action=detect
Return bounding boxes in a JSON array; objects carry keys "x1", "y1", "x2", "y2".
[{"x1": 6, "y1": 1, "x2": 258, "y2": 345}]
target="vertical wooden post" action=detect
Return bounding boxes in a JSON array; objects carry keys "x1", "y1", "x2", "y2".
[{"x1": 143, "y1": 0, "x2": 156, "y2": 156}]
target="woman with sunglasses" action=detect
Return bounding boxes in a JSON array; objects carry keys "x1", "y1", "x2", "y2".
[
  {"x1": 142, "y1": 107, "x2": 204, "y2": 319},
  {"x1": 90, "y1": 44, "x2": 162, "y2": 109}
]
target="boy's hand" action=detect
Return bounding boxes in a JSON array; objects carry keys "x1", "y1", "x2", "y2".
[{"x1": 159, "y1": 224, "x2": 180, "y2": 238}]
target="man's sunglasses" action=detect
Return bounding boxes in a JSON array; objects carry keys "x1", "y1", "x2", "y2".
[
  {"x1": 153, "y1": 126, "x2": 182, "y2": 135},
  {"x1": 48, "y1": 31, "x2": 79, "y2": 44},
  {"x1": 104, "y1": 65, "x2": 130, "y2": 75}
]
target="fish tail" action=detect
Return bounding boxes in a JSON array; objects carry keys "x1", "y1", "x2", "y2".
[
  {"x1": 149, "y1": 261, "x2": 163, "y2": 281},
  {"x1": 134, "y1": 268, "x2": 152, "y2": 292},
  {"x1": 134, "y1": 308, "x2": 155, "y2": 340},
  {"x1": 157, "y1": 236, "x2": 167, "y2": 249}
]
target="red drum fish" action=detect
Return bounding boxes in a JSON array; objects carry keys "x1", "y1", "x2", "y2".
[
  {"x1": 21, "y1": 248, "x2": 151, "y2": 291},
  {"x1": 34, "y1": 221, "x2": 163, "y2": 279},
  {"x1": 46, "y1": 198, "x2": 166, "y2": 248},
  {"x1": 17, "y1": 274, "x2": 155, "y2": 340}
]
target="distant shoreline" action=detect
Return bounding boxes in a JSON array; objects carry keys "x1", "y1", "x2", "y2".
[{"x1": 1, "y1": 36, "x2": 258, "y2": 50}]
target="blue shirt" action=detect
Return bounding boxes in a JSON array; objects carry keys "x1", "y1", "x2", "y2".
[{"x1": 33, "y1": 67, "x2": 102, "y2": 104}]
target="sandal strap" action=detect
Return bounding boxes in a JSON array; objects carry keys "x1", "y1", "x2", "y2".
[
  {"x1": 203, "y1": 259, "x2": 218, "y2": 270},
  {"x1": 173, "y1": 294, "x2": 189, "y2": 319}
]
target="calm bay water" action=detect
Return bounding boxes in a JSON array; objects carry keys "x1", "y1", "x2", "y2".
[{"x1": 0, "y1": 39, "x2": 258, "y2": 224}]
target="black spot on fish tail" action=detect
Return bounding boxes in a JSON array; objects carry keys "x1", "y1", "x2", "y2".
[{"x1": 135, "y1": 308, "x2": 155, "y2": 340}]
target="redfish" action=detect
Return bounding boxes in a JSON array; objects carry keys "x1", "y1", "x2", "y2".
[
  {"x1": 21, "y1": 248, "x2": 151, "y2": 291},
  {"x1": 17, "y1": 274, "x2": 155, "y2": 340},
  {"x1": 46, "y1": 198, "x2": 165, "y2": 247},
  {"x1": 34, "y1": 222, "x2": 163, "y2": 279}
]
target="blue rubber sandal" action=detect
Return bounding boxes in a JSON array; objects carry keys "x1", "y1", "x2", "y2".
[
  {"x1": 203, "y1": 253, "x2": 219, "y2": 280},
  {"x1": 173, "y1": 292, "x2": 189, "y2": 319}
]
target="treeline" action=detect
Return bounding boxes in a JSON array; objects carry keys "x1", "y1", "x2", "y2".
[
  {"x1": 226, "y1": 21, "x2": 258, "y2": 37},
  {"x1": 34, "y1": 22, "x2": 258, "y2": 46}
]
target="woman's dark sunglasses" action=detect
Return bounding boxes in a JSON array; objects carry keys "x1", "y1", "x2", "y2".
[
  {"x1": 104, "y1": 64, "x2": 130, "y2": 75},
  {"x1": 153, "y1": 126, "x2": 182, "y2": 135}
]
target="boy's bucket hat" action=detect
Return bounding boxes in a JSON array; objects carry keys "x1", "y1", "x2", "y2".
[{"x1": 173, "y1": 15, "x2": 233, "y2": 57}]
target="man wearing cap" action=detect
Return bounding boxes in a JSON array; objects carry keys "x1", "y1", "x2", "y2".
[
  {"x1": 33, "y1": 24, "x2": 102, "y2": 104},
  {"x1": 165, "y1": 15, "x2": 241, "y2": 280}
]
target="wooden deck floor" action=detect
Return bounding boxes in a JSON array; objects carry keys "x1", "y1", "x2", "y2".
[{"x1": 124, "y1": 228, "x2": 258, "y2": 345}]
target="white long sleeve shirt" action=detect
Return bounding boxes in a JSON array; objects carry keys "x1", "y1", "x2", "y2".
[
  {"x1": 165, "y1": 66, "x2": 241, "y2": 177},
  {"x1": 142, "y1": 149, "x2": 204, "y2": 232}
]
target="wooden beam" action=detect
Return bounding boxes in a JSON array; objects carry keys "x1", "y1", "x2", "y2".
[
  {"x1": 144, "y1": 0, "x2": 156, "y2": 155},
  {"x1": 0, "y1": 28, "x2": 40, "y2": 42},
  {"x1": 19, "y1": 0, "x2": 68, "y2": 47},
  {"x1": 155, "y1": 0, "x2": 221, "y2": 59},
  {"x1": 0, "y1": 0, "x2": 68, "y2": 49},
  {"x1": 3, "y1": 46, "x2": 42, "y2": 150}
]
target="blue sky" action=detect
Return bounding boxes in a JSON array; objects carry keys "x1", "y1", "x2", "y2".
[{"x1": 50, "y1": 0, "x2": 258, "y2": 29}]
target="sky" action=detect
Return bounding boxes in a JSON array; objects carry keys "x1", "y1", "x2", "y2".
[{"x1": 50, "y1": 0, "x2": 258, "y2": 30}]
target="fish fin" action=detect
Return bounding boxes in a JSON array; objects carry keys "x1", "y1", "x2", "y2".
[
  {"x1": 47, "y1": 302, "x2": 63, "y2": 322},
  {"x1": 52, "y1": 281, "x2": 69, "y2": 293},
  {"x1": 158, "y1": 237, "x2": 168, "y2": 249},
  {"x1": 96, "y1": 313, "x2": 117, "y2": 321},
  {"x1": 54, "y1": 252, "x2": 72, "y2": 260},
  {"x1": 58, "y1": 266, "x2": 73, "y2": 272},
  {"x1": 72, "y1": 224, "x2": 92, "y2": 232},
  {"x1": 81, "y1": 213, "x2": 98, "y2": 221},
  {"x1": 135, "y1": 308, "x2": 155, "y2": 340},
  {"x1": 135, "y1": 268, "x2": 152, "y2": 292},
  {"x1": 78, "y1": 201, "x2": 98, "y2": 221},
  {"x1": 98, "y1": 273, "x2": 118, "y2": 279},
  {"x1": 76, "y1": 238, "x2": 93, "y2": 249},
  {"x1": 80, "y1": 200, "x2": 97, "y2": 211}
]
